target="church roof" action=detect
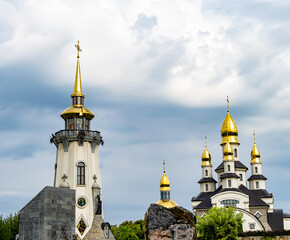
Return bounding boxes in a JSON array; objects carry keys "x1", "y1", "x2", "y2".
[
  {"x1": 247, "y1": 174, "x2": 267, "y2": 181},
  {"x1": 215, "y1": 161, "x2": 248, "y2": 172},
  {"x1": 220, "y1": 173, "x2": 239, "y2": 179},
  {"x1": 268, "y1": 209, "x2": 284, "y2": 231},
  {"x1": 284, "y1": 212, "x2": 290, "y2": 218},
  {"x1": 192, "y1": 184, "x2": 271, "y2": 209},
  {"x1": 198, "y1": 177, "x2": 217, "y2": 183}
]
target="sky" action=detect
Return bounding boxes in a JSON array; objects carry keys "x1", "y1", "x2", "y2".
[{"x1": 1, "y1": 0, "x2": 290, "y2": 225}]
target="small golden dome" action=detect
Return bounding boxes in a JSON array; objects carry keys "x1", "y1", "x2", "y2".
[
  {"x1": 201, "y1": 148, "x2": 212, "y2": 166},
  {"x1": 160, "y1": 173, "x2": 170, "y2": 191},
  {"x1": 61, "y1": 105, "x2": 94, "y2": 120},
  {"x1": 155, "y1": 199, "x2": 178, "y2": 208},
  {"x1": 223, "y1": 140, "x2": 234, "y2": 161},
  {"x1": 251, "y1": 144, "x2": 261, "y2": 164}
]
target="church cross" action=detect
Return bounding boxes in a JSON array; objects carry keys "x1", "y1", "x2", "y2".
[
  {"x1": 163, "y1": 160, "x2": 166, "y2": 173},
  {"x1": 253, "y1": 129, "x2": 256, "y2": 144},
  {"x1": 205, "y1": 133, "x2": 207, "y2": 147},
  {"x1": 93, "y1": 174, "x2": 97, "y2": 183},
  {"x1": 227, "y1": 96, "x2": 229, "y2": 113},
  {"x1": 62, "y1": 174, "x2": 68, "y2": 182},
  {"x1": 75, "y1": 40, "x2": 82, "y2": 58}
]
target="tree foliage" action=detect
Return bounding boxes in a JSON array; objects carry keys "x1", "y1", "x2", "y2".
[
  {"x1": 196, "y1": 207, "x2": 243, "y2": 240},
  {"x1": 0, "y1": 213, "x2": 19, "y2": 240},
  {"x1": 111, "y1": 219, "x2": 145, "y2": 240}
]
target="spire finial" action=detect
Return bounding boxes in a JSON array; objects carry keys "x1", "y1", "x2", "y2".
[
  {"x1": 253, "y1": 129, "x2": 256, "y2": 144},
  {"x1": 93, "y1": 174, "x2": 97, "y2": 183},
  {"x1": 205, "y1": 133, "x2": 207, "y2": 148},
  {"x1": 75, "y1": 40, "x2": 82, "y2": 59},
  {"x1": 163, "y1": 160, "x2": 166, "y2": 173},
  {"x1": 227, "y1": 96, "x2": 229, "y2": 113}
]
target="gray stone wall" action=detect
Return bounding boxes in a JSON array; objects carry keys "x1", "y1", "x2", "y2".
[
  {"x1": 249, "y1": 207, "x2": 271, "y2": 231},
  {"x1": 19, "y1": 186, "x2": 75, "y2": 240}
]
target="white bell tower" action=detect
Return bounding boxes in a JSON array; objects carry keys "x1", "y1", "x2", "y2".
[{"x1": 50, "y1": 41, "x2": 104, "y2": 239}]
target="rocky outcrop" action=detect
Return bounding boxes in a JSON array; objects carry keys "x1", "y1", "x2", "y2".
[{"x1": 144, "y1": 204, "x2": 197, "y2": 240}]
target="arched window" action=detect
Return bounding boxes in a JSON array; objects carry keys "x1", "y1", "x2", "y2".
[
  {"x1": 77, "y1": 162, "x2": 85, "y2": 185},
  {"x1": 255, "y1": 167, "x2": 258, "y2": 173},
  {"x1": 205, "y1": 184, "x2": 209, "y2": 191},
  {"x1": 205, "y1": 170, "x2": 208, "y2": 176},
  {"x1": 234, "y1": 149, "x2": 237, "y2": 157},
  {"x1": 228, "y1": 165, "x2": 231, "y2": 171},
  {"x1": 221, "y1": 199, "x2": 239, "y2": 207}
]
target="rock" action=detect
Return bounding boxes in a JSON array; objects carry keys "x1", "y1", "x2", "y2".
[{"x1": 144, "y1": 204, "x2": 197, "y2": 240}]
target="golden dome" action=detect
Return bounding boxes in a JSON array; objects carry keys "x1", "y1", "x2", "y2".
[
  {"x1": 155, "y1": 199, "x2": 178, "y2": 208},
  {"x1": 61, "y1": 105, "x2": 94, "y2": 120},
  {"x1": 160, "y1": 173, "x2": 170, "y2": 191},
  {"x1": 223, "y1": 140, "x2": 234, "y2": 161},
  {"x1": 221, "y1": 112, "x2": 239, "y2": 144},
  {"x1": 201, "y1": 147, "x2": 212, "y2": 166},
  {"x1": 251, "y1": 131, "x2": 261, "y2": 164}
]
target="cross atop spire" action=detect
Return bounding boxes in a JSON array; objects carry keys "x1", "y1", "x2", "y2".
[
  {"x1": 227, "y1": 96, "x2": 229, "y2": 113},
  {"x1": 75, "y1": 40, "x2": 82, "y2": 59},
  {"x1": 163, "y1": 160, "x2": 166, "y2": 173},
  {"x1": 253, "y1": 129, "x2": 256, "y2": 144},
  {"x1": 205, "y1": 133, "x2": 207, "y2": 148},
  {"x1": 93, "y1": 174, "x2": 97, "y2": 183}
]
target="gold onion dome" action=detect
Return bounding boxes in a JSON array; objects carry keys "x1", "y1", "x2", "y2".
[
  {"x1": 223, "y1": 140, "x2": 234, "y2": 161},
  {"x1": 61, "y1": 41, "x2": 94, "y2": 120},
  {"x1": 221, "y1": 97, "x2": 239, "y2": 145},
  {"x1": 160, "y1": 172, "x2": 170, "y2": 191},
  {"x1": 251, "y1": 130, "x2": 261, "y2": 164},
  {"x1": 202, "y1": 134, "x2": 212, "y2": 166}
]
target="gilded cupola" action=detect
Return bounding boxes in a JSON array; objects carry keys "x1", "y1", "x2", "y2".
[
  {"x1": 156, "y1": 161, "x2": 178, "y2": 208},
  {"x1": 221, "y1": 96, "x2": 239, "y2": 145},
  {"x1": 251, "y1": 130, "x2": 262, "y2": 164},
  {"x1": 61, "y1": 41, "x2": 94, "y2": 121},
  {"x1": 223, "y1": 139, "x2": 234, "y2": 161},
  {"x1": 202, "y1": 134, "x2": 212, "y2": 166}
]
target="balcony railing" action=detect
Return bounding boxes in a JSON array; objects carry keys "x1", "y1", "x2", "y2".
[{"x1": 53, "y1": 129, "x2": 101, "y2": 138}]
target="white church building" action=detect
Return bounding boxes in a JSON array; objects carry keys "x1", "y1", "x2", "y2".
[{"x1": 191, "y1": 99, "x2": 290, "y2": 232}]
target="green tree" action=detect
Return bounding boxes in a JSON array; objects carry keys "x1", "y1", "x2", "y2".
[
  {"x1": 111, "y1": 219, "x2": 145, "y2": 240},
  {"x1": 196, "y1": 207, "x2": 243, "y2": 240},
  {"x1": 0, "y1": 212, "x2": 20, "y2": 240}
]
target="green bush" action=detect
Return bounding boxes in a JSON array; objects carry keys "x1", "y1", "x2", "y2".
[
  {"x1": 111, "y1": 219, "x2": 145, "y2": 240},
  {"x1": 0, "y1": 213, "x2": 19, "y2": 240},
  {"x1": 196, "y1": 207, "x2": 243, "y2": 240}
]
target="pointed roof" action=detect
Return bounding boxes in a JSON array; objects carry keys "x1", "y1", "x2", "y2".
[
  {"x1": 71, "y1": 59, "x2": 85, "y2": 98},
  {"x1": 201, "y1": 134, "x2": 212, "y2": 166},
  {"x1": 251, "y1": 130, "x2": 262, "y2": 164}
]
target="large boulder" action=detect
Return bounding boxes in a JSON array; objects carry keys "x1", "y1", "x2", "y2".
[{"x1": 144, "y1": 204, "x2": 197, "y2": 240}]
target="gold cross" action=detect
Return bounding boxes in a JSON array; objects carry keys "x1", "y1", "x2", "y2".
[
  {"x1": 227, "y1": 96, "x2": 229, "y2": 113},
  {"x1": 163, "y1": 160, "x2": 166, "y2": 173},
  {"x1": 205, "y1": 133, "x2": 207, "y2": 147},
  {"x1": 75, "y1": 40, "x2": 82, "y2": 58},
  {"x1": 253, "y1": 129, "x2": 256, "y2": 144}
]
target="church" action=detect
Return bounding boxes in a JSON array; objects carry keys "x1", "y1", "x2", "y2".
[{"x1": 191, "y1": 98, "x2": 290, "y2": 232}]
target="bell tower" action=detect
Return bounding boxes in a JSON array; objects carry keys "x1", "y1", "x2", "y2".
[{"x1": 50, "y1": 41, "x2": 104, "y2": 239}]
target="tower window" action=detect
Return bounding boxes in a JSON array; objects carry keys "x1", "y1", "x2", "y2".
[
  {"x1": 205, "y1": 184, "x2": 208, "y2": 191},
  {"x1": 68, "y1": 119, "x2": 74, "y2": 130},
  {"x1": 228, "y1": 180, "x2": 232, "y2": 187},
  {"x1": 205, "y1": 170, "x2": 208, "y2": 176},
  {"x1": 77, "y1": 118, "x2": 83, "y2": 130},
  {"x1": 221, "y1": 199, "x2": 239, "y2": 207},
  {"x1": 256, "y1": 181, "x2": 259, "y2": 189},
  {"x1": 234, "y1": 149, "x2": 237, "y2": 157},
  {"x1": 239, "y1": 174, "x2": 243, "y2": 181},
  {"x1": 228, "y1": 165, "x2": 231, "y2": 172},
  {"x1": 255, "y1": 167, "x2": 258, "y2": 173},
  {"x1": 77, "y1": 162, "x2": 85, "y2": 185}
]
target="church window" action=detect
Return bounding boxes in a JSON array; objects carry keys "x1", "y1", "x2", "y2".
[
  {"x1": 256, "y1": 181, "x2": 259, "y2": 189},
  {"x1": 221, "y1": 199, "x2": 239, "y2": 207},
  {"x1": 228, "y1": 165, "x2": 231, "y2": 171},
  {"x1": 255, "y1": 211, "x2": 262, "y2": 219},
  {"x1": 205, "y1": 184, "x2": 208, "y2": 191},
  {"x1": 228, "y1": 180, "x2": 232, "y2": 187},
  {"x1": 77, "y1": 162, "x2": 85, "y2": 185},
  {"x1": 239, "y1": 174, "x2": 243, "y2": 181},
  {"x1": 161, "y1": 191, "x2": 170, "y2": 200},
  {"x1": 68, "y1": 119, "x2": 74, "y2": 130},
  {"x1": 77, "y1": 218, "x2": 87, "y2": 235},
  {"x1": 205, "y1": 170, "x2": 208, "y2": 176},
  {"x1": 249, "y1": 223, "x2": 255, "y2": 230},
  {"x1": 234, "y1": 149, "x2": 237, "y2": 157},
  {"x1": 84, "y1": 119, "x2": 89, "y2": 130},
  {"x1": 77, "y1": 118, "x2": 83, "y2": 130},
  {"x1": 255, "y1": 167, "x2": 258, "y2": 173}
]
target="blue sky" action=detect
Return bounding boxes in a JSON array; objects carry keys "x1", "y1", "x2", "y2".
[{"x1": 1, "y1": 0, "x2": 290, "y2": 225}]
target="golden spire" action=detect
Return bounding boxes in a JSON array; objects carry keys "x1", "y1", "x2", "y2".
[
  {"x1": 221, "y1": 96, "x2": 239, "y2": 145},
  {"x1": 223, "y1": 138, "x2": 234, "y2": 161},
  {"x1": 160, "y1": 160, "x2": 170, "y2": 191},
  {"x1": 202, "y1": 134, "x2": 212, "y2": 166},
  {"x1": 71, "y1": 41, "x2": 85, "y2": 98},
  {"x1": 251, "y1": 130, "x2": 261, "y2": 164}
]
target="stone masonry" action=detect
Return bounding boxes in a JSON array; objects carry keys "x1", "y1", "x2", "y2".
[{"x1": 19, "y1": 186, "x2": 75, "y2": 240}]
